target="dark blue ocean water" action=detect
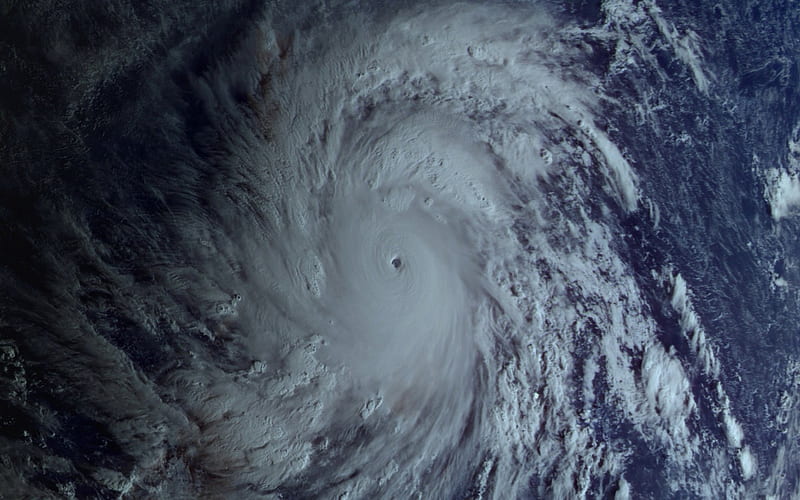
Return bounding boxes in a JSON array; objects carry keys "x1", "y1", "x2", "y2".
[{"x1": 617, "y1": 1, "x2": 800, "y2": 494}]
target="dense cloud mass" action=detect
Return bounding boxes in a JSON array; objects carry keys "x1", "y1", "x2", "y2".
[{"x1": 1, "y1": 0, "x2": 800, "y2": 498}]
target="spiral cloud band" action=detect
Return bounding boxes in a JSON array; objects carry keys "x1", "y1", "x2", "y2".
[
  {"x1": 3, "y1": 0, "x2": 796, "y2": 498},
  {"x1": 146, "y1": 3, "x2": 675, "y2": 496}
]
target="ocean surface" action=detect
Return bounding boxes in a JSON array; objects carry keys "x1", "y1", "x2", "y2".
[{"x1": 1, "y1": 0, "x2": 799, "y2": 498}]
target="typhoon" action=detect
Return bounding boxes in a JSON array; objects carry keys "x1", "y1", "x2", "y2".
[{"x1": 1, "y1": 0, "x2": 800, "y2": 498}]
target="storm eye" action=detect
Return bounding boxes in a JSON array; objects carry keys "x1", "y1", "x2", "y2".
[{"x1": 391, "y1": 257, "x2": 402, "y2": 269}]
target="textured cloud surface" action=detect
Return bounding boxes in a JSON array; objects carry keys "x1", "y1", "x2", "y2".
[{"x1": 2, "y1": 0, "x2": 799, "y2": 498}]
